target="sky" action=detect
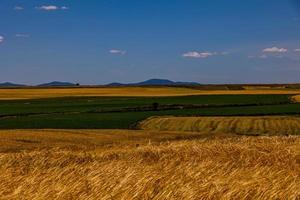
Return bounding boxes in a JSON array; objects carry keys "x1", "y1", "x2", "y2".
[{"x1": 0, "y1": 0, "x2": 300, "y2": 85}]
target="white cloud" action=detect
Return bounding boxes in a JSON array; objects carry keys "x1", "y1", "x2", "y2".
[
  {"x1": 294, "y1": 49, "x2": 300, "y2": 52},
  {"x1": 262, "y1": 47, "x2": 288, "y2": 53},
  {"x1": 36, "y1": 5, "x2": 69, "y2": 11},
  {"x1": 15, "y1": 34, "x2": 30, "y2": 38},
  {"x1": 37, "y1": 5, "x2": 58, "y2": 11},
  {"x1": 109, "y1": 49, "x2": 126, "y2": 55},
  {"x1": 61, "y1": 6, "x2": 69, "y2": 10},
  {"x1": 0, "y1": 36, "x2": 4, "y2": 43},
  {"x1": 182, "y1": 51, "x2": 216, "y2": 58},
  {"x1": 14, "y1": 6, "x2": 24, "y2": 10}
]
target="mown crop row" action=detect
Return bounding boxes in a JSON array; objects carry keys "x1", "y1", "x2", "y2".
[{"x1": 140, "y1": 116, "x2": 300, "y2": 135}]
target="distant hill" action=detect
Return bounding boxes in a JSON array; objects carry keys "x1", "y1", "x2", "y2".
[
  {"x1": 107, "y1": 79, "x2": 200, "y2": 86},
  {"x1": 0, "y1": 82, "x2": 26, "y2": 87},
  {"x1": 38, "y1": 81, "x2": 76, "y2": 87}
]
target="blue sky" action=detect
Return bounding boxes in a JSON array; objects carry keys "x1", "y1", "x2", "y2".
[{"x1": 0, "y1": 0, "x2": 300, "y2": 84}]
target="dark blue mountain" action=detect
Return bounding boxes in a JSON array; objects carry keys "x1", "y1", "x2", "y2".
[
  {"x1": 107, "y1": 79, "x2": 199, "y2": 86},
  {"x1": 38, "y1": 81, "x2": 76, "y2": 87},
  {"x1": 0, "y1": 82, "x2": 26, "y2": 87}
]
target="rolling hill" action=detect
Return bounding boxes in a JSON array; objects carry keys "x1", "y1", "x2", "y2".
[
  {"x1": 38, "y1": 81, "x2": 76, "y2": 87},
  {"x1": 107, "y1": 79, "x2": 200, "y2": 86},
  {"x1": 0, "y1": 82, "x2": 26, "y2": 87}
]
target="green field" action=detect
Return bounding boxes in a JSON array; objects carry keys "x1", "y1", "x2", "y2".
[{"x1": 0, "y1": 94, "x2": 299, "y2": 129}]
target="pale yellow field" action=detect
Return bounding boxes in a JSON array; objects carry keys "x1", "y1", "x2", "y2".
[
  {"x1": 0, "y1": 87, "x2": 300, "y2": 99},
  {"x1": 0, "y1": 129, "x2": 299, "y2": 199},
  {"x1": 292, "y1": 94, "x2": 300, "y2": 102},
  {"x1": 140, "y1": 116, "x2": 300, "y2": 135}
]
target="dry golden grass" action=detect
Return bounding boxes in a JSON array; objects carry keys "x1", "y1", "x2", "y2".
[
  {"x1": 140, "y1": 116, "x2": 300, "y2": 135},
  {"x1": 292, "y1": 95, "x2": 300, "y2": 103},
  {"x1": 0, "y1": 87, "x2": 300, "y2": 99},
  {"x1": 0, "y1": 129, "x2": 210, "y2": 153},
  {"x1": 0, "y1": 130, "x2": 299, "y2": 199}
]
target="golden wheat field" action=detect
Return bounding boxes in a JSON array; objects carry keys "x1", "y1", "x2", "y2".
[
  {"x1": 0, "y1": 129, "x2": 210, "y2": 153},
  {"x1": 292, "y1": 95, "x2": 300, "y2": 103},
  {"x1": 0, "y1": 87, "x2": 300, "y2": 99},
  {"x1": 0, "y1": 129, "x2": 299, "y2": 200},
  {"x1": 140, "y1": 116, "x2": 300, "y2": 135}
]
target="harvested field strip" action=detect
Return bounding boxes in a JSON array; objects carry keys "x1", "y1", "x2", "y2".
[
  {"x1": 140, "y1": 116, "x2": 300, "y2": 135},
  {"x1": 0, "y1": 135, "x2": 299, "y2": 199},
  {"x1": 292, "y1": 95, "x2": 300, "y2": 102},
  {"x1": 0, "y1": 87, "x2": 299, "y2": 100}
]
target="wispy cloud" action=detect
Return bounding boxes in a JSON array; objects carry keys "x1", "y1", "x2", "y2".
[
  {"x1": 36, "y1": 5, "x2": 69, "y2": 11},
  {"x1": 0, "y1": 36, "x2": 4, "y2": 43},
  {"x1": 182, "y1": 51, "x2": 217, "y2": 58},
  {"x1": 260, "y1": 54, "x2": 268, "y2": 59},
  {"x1": 262, "y1": 47, "x2": 288, "y2": 53},
  {"x1": 109, "y1": 49, "x2": 126, "y2": 55},
  {"x1": 14, "y1": 6, "x2": 24, "y2": 11},
  {"x1": 294, "y1": 49, "x2": 300, "y2": 52},
  {"x1": 220, "y1": 51, "x2": 229, "y2": 55},
  {"x1": 61, "y1": 6, "x2": 69, "y2": 10},
  {"x1": 15, "y1": 34, "x2": 30, "y2": 38}
]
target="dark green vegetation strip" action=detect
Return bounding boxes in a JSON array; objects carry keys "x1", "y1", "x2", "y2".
[{"x1": 0, "y1": 94, "x2": 299, "y2": 129}]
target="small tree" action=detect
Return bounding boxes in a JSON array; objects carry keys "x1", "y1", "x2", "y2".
[{"x1": 152, "y1": 102, "x2": 159, "y2": 111}]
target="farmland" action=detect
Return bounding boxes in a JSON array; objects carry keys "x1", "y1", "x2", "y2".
[
  {"x1": 0, "y1": 129, "x2": 209, "y2": 153},
  {"x1": 0, "y1": 130, "x2": 298, "y2": 199},
  {"x1": 292, "y1": 94, "x2": 300, "y2": 102},
  {"x1": 0, "y1": 93, "x2": 300, "y2": 129},
  {"x1": 0, "y1": 87, "x2": 300, "y2": 100},
  {"x1": 0, "y1": 87, "x2": 299, "y2": 199},
  {"x1": 140, "y1": 116, "x2": 300, "y2": 135},
  {"x1": 3, "y1": 0, "x2": 300, "y2": 198}
]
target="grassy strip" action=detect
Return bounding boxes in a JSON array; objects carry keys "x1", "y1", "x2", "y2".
[
  {"x1": 0, "y1": 94, "x2": 292, "y2": 115},
  {"x1": 0, "y1": 103, "x2": 300, "y2": 129}
]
